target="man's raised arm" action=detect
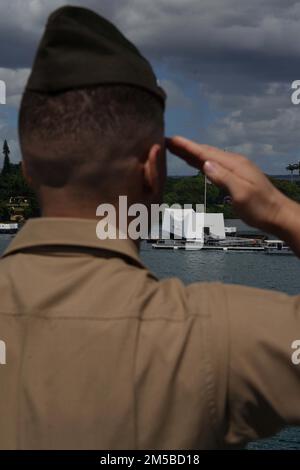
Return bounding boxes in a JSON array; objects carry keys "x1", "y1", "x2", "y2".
[{"x1": 166, "y1": 136, "x2": 300, "y2": 258}]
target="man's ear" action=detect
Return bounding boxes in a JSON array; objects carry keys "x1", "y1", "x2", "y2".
[{"x1": 143, "y1": 144, "x2": 165, "y2": 198}]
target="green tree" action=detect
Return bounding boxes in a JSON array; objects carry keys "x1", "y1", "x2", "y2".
[
  {"x1": 0, "y1": 200, "x2": 11, "y2": 221},
  {"x1": 270, "y1": 178, "x2": 300, "y2": 203},
  {"x1": 163, "y1": 175, "x2": 300, "y2": 219},
  {"x1": 2, "y1": 139, "x2": 11, "y2": 175}
]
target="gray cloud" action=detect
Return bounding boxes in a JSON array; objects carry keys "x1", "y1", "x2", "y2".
[
  {"x1": 201, "y1": 81, "x2": 300, "y2": 173},
  {"x1": 2, "y1": 0, "x2": 300, "y2": 76},
  {"x1": 0, "y1": 0, "x2": 299, "y2": 174}
]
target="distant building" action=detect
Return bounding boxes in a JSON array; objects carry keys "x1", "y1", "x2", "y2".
[
  {"x1": 204, "y1": 213, "x2": 226, "y2": 239},
  {"x1": 223, "y1": 195, "x2": 233, "y2": 205},
  {"x1": 162, "y1": 208, "x2": 204, "y2": 241},
  {"x1": 7, "y1": 196, "x2": 30, "y2": 222},
  {"x1": 161, "y1": 208, "x2": 236, "y2": 241}
]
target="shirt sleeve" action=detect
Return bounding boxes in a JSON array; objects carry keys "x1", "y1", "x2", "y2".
[{"x1": 217, "y1": 283, "x2": 300, "y2": 447}]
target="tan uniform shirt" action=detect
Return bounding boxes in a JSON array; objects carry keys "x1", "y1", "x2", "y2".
[{"x1": 0, "y1": 217, "x2": 299, "y2": 450}]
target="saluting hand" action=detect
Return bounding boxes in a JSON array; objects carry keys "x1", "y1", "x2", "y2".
[{"x1": 166, "y1": 136, "x2": 296, "y2": 235}]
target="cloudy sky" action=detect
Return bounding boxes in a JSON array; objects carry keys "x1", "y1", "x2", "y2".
[{"x1": 0, "y1": 0, "x2": 300, "y2": 175}]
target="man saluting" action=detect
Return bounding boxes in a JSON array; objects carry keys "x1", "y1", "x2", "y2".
[{"x1": 0, "y1": 5, "x2": 299, "y2": 449}]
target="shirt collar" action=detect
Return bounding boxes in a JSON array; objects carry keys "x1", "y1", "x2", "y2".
[{"x1": 2, "y1": 217, "x2": 146, "y2": 269}]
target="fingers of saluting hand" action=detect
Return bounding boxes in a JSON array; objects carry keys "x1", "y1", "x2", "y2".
[
  {"x1": 165, "y1": 136, "x2": 248, "y2": 195},
  {"x1": 166, "y1": 136, "x2": 245, "y2": 172},
  {"x1": 202, "y1": 160, "x2": 247, "y2": 196}
]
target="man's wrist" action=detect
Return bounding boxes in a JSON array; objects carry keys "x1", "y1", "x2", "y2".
[{"x1": 270, "y1": 194, "x2": 300, "y2": 250}]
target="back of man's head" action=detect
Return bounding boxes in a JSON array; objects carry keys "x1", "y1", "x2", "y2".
[
  {"x1": 18, "y1": 6, "x2": 166, "y2": 213},
  {"x1": 19, "y1": 85, "x2": 164, "y2": 200}
]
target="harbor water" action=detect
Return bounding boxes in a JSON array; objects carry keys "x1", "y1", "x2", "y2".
[{"x1": 0, "y1": 232, "x2": 299, "y2": 449}]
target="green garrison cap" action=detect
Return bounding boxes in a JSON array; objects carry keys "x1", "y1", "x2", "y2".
[{"x1": 26, "y1": 5, "x2": 166, "y2": 108}]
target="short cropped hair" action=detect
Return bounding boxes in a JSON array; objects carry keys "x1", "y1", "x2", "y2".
[{"x1": 19, "y1": 85, "x2": 164, "y2": 190}]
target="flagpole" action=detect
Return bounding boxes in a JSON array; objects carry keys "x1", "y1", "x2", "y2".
[{"x1": 204, "y1": 175, "x2": 207, "y2": 214}]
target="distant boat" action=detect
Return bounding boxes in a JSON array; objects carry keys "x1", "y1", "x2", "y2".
[
  {"x1": 264, "y1": 240, "x2": 294, "y2": 255},
  {"x1": 151, "y1": 209, "x2": 297, "y2": 255},
  {"x1": 152, "y1": 208, "x2": 250, "y2": 252},
  {"x1": 0, "y1": 223, "x2": 19, "y2": 235},
  {"x1": 152, "y1": 239, "x2": 203, "y2": 251}
]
